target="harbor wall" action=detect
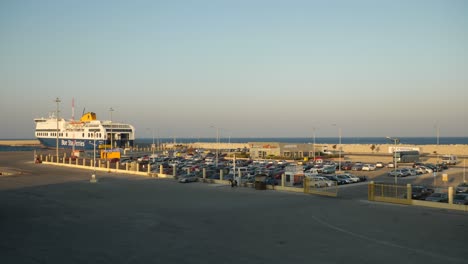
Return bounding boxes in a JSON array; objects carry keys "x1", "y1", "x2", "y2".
[
  {"x1": 1, "y1": 140, "x2": 467, "y2": 157},
  {"x1": 170, "y1": 142, "x2": 468, "y2": 157}
]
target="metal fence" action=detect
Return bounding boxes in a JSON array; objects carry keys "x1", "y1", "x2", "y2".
[
  {"x1": 368, "y1": 182, "x2": 411, "y2": 205},
  {"x1": 303, "y1": 178, "x2": 338, "y2": 197}
]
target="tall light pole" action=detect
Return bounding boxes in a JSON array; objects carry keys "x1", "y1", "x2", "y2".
[
  {"x1": 55, "y1": 97, "x2": 61, "y2": 161},
  {"x1": 338, "y1": 127, "x2": 342, "y2": 172},
  {"x1": 91, "y1": 131, "x2": 97, "y2": 183},
  {"x1": 109, "y1": 107, "x2": 114, "y2": 149},
  {"x1": 332, "y1": 124, "x2": 341, "y2": 172},
  {"x1": 210, "y1": 126, "x2": 219, "y2": 168},
  {"x1": 386, "y1": 136, "x2": 399, "y2": 184},
  {"x1": 435, "y1": 122, "x2": 440, "y2": 164},
  {"x1": 147, "y1": 128, "x2": 155, "y2": 156},
  {"x1": 312, "y1": 127, "x2": 316, "y2": 163}
]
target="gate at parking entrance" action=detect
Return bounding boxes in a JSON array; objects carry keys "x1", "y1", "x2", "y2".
[
  {"x1": 303, "y1": 178, "x2": 338, "y2": 197},
  {"x1": 368, "y1": 181, "x2": 411, "y2": 205}
]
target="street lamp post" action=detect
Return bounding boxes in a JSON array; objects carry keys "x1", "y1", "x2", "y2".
[
  {"x1": 338, "y1": 127, "x2": 342, "y2": 173},
  {"x1": 332, "y1": 124, "x2": 341, "y2": 172},
  {"x1": 91, "y1": 131, "x2": 97, "y2": 183},
  {"x1": 386, "y1": 136, "x2": 399, "y2": 184},
  {"x1": 109, "y1": 107, "x2": 114, "y2": 149},
  {"x1": 55, "y1": 97, "x2": 61, "y2": 162},
  {"x1": 312, "y1": 128, "x2": 316, "y2": 163},
  {"x1": 210, "y1": 126, "x2": 219, "y2": 168}
]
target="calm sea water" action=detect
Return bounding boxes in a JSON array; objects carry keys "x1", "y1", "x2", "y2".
[
  {"x1": 136, "y1": 137, "x2": 468, "y2": 145},
  {"x1": 2, "y1": 137, "x2": 467, "y2": 152}
]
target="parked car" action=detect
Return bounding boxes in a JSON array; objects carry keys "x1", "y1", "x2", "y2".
[
  {"x1": 341, "y1": 162, "x2": 354, "y2": 170},
  {"x1": 336, "y1": 175, "x2": 353, "y2": 184},
  {"x1": 455, "y1": 182, "x2": 468, "y2": 193},
  {"x1": 323, "y1": 175, "x2": 347, "y2": 185},
  {"x1": 375, "y1": 162, "x2": 384, "y2": 168},
  {"x1": 357, "y1": 175, "x2": 367, "y2": 182},
  {"x1": 361, "y1": 164, "x2": 376, "y2": 171},
  {"x1": 341, "y1": 173, "x2": 360, "y2": 183},
  {"x1": 178, "y1": 173, "x2": 199, "y2": 183},
  {"x1": 388, "y1": 169, "x2": 405, "y2": 177},
  {"x1": 425, "y1": 192, "x2": 448, "y2": 203},
  {"x1": 308, "y1": 176, "x2": 330, "y2": 188},
  {"x1": 453, "y1": 193, "x2": 468, "y2": 205},
  {"x1": 351, "y1": 164, "x2": 363, "y2": 171},
  {"x1": 406, "y1": 185, "x2": 434, "y2": 200},
  {"x1": 387, "y1": 162, "x2": 395, "y2": 168}
]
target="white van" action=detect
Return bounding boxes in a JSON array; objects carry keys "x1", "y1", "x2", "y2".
[{"x1": 441, "y1": 155, "x2": 458, "y2": 165}]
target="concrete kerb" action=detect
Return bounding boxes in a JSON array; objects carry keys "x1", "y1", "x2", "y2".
[{"x1": 41, "y1": 162, "x2": 335, "y2": 195}]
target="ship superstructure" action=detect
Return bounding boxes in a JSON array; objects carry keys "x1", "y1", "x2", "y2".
[{"x1": 34, "y1": 112, "x2": 135, "y2": 150}]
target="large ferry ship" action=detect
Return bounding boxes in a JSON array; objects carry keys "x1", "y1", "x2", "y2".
[{"x1": 34, "y1": 112, "x2": 135, "y2": 150}]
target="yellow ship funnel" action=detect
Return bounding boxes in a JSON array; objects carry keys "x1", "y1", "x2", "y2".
[{"x1": 80, "y1": 112, "x2": 97, "y2": 122}]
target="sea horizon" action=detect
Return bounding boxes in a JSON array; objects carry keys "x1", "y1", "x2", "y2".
[{"x1": 137, "y1": 136, "x2": 468, "y2": 145}]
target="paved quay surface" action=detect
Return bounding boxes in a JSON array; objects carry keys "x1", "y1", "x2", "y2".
[{"x1": 0, "y1": 152, "x2": 467, "y2": 264}]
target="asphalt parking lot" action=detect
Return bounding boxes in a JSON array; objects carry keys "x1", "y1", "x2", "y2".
[{"x1": 1, "y1": 152, "x2": 467, "y2": 264}]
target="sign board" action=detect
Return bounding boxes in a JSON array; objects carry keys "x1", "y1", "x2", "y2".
[
  {"x1": 442, "y1": 174, "x2": 448, "y2": 182},
  {"x1": 388, "y1": 146, "x2": 420, "y2": 153}
]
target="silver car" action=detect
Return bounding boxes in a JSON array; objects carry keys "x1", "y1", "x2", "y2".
[
  {"x1": 455, "y1": 182, "x2": 468, "y2": 193},
  {"x1": 178, "y1": 173, "x2": 199, "y2": 183}
]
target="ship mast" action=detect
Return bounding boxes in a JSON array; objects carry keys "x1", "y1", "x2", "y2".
[{"x1": 72, "y1": 98, "x2": 75, "y2": 153}]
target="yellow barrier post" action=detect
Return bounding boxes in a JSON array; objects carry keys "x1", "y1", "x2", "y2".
[
  {"x1": 148, "y1": 164, "x2": 151, "y2": 175},
  {"x1": 407, "y1": 184, "x2": 412, "y2": 202},
  {"x1": 203, "y1": 168, "x2": 206, "y2": 179},
  {"x1": 281, "y1": 173, "x2": 285, "y2": 187},
  {"x1": 303, "y1": 177, "x2": 308, "y2": 193},
  {"x1": 126, "y1": 162, "x2": 129, "y2": 171},
  {"x1": 448, "y1": 187, "x2": 453, "y2": 204},
  {"x1": 160, "y1": 165, "x2": 163, "y2": 174},
  {"x1": 368, "y1": 181, "x2": 375, "y2": 201},
  {"x1": 220, "y1": 169, "x2": 223, "y2": 181}
]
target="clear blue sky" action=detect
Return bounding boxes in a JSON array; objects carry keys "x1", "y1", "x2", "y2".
[{"x1": 1, "y1": 0, "x2": 467, "y2": 139}]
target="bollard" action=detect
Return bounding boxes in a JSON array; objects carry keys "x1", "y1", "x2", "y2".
[
  {"x1": 82, "y1": 158, "x2": 86, "y2": 166},
  {"x1": 98, "y1": 160, "x2": 101, "y2": 168},
  {"x1": 187, "y1": 168, "x2": 190, "y2": 175},
  {"x1": 69, "y1": 157, "x2": 72, "y2": 165},
  {"x1": 126, "y1": 162, "x2": 129, "y2": 171},
  {"x1": 368, "y1": 181, "x2": 375, "y2": 201},
  {"x1": 203, "y1": 168, "x2": 206, "y2": 179},
  {"x1": 160, "y1": 165, "x2": 163, "y2": 175},
  {"x1": 148, "y1": 164, "x2": 151, "y2": 175},
  {"x1": 173, "y1": 165, "x2": 176, "y2": 177},
  {"x1": 220, "y1": 169, "x2": 223, "y2": 181},
  {"x1": 136, "y1": 163, "x2": 139, "y2": 172},
  {"x1": 406, "y1": 184, "x2": 412, "y2": 202},
  {"x1": 281, "y1": 173, "x2": 285, "y2": 187},
  {"x1": 63, "y1": 157, "x2": 66, "y2": 164},
  {"x1": 448, "y1": 187, "x2": 453, "y2": 204}
]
